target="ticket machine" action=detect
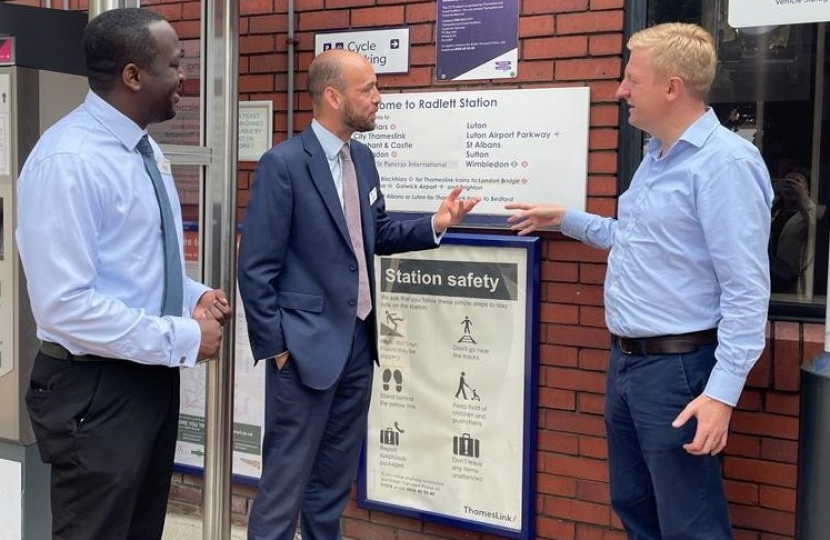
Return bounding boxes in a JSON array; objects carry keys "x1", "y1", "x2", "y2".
[{"x1": 0, "y1": 4, "x2": 88, "y2": 538}]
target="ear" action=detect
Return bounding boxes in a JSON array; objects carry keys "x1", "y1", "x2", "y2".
[
  {"x1": 323, "y1": 86, "x2": 342, "y2": 111},
  {"x1": 666, "y1": 75, "x2": 683, "y2": 102},
  {"x1": 122, "y1": 62, "x2": 142, "y2": 92}
]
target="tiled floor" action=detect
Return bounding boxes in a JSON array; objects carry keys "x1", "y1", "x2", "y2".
[{"x1": 162, "y1": 513, "x2": 246, "y2": 540}]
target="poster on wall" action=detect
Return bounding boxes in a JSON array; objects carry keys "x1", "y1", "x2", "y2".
[
  {"x1": 436, "y1": 0, "x2": 519, "y2": 81},
  {"x1": 0, "y1": 458, "x2": 22, "y2": 540},
  {"x1": 351, "y1": 87, "x2": 589, "y2": 227},
  {"x1": 359, "y1": 233, "x2": 540, "y2": 540},
  {"x1": 0, "y1": 72, "x2": 10, "y2": 177},
  {"x1": 729, "y1": 0, "x2": 830, "y2": 28},
  {"x1": 174, "y1": 226, "x2": 266, "y2": 481}
]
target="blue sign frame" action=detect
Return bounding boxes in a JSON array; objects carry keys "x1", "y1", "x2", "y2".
[{"x1": 357, "y1": 232, "x2": 540, "y2": 540}]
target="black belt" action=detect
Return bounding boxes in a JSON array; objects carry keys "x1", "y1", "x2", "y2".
[
  {"x1": 616, "y1": 329, "x2": 718, "y2": 356},
  {"x1": 40, "y1": 341, "x2": 111, "y2": 362}
]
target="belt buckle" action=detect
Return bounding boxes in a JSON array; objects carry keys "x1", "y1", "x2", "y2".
[{"x1": 618, "y1": 337, "x2": 643, "y2": 355}]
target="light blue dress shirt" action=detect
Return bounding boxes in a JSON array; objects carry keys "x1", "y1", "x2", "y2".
[
  {"x1": 310, "y1": 119, "x2": 442, "y2": 243},
  {"x1": 561, "y1": 109, "x2": 773, "y2": 406},
  {"x1": 16, "y1": 91, "x2": 208, "y2": 367}
]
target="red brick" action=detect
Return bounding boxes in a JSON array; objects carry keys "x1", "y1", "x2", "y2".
[
  {"x1": 576, "y1": 479, "x2": 610, "y2": 504},
  {"x1": 587, "y1": 176, "x2": 617, "y2": 197},
  {"x1": 240, "y1": 0, "x2": 275, "y2": 15},
  {"x1": 546, "y1": 324, "x2": 611, "y2": 349},
  {"x1": 760, "y1": 485, "x2": 796, "y2": 513},
  {"x1": 773, "y1": 323, "x2": 801, "y2": 392},
  {"x1": 724, "y1": 457, "x2": 797, "y2": 488},
  {"x1": 542, "y1": 303, "x2": 580, "y2": 325},
  {"x1": 515, "y1": 61, "x2": 555, "y2": 83},
  {"x1": 241, "y1": 35, "x2": 277, "y2": 54},
  {"x1": 765, "y1": 392, "x2": 799, "y2": 416},
  {"x1": 590, "y1": 104, "x2": 621, "y2": 127},
  {"x1": 580, "y1": 263, "x2": 607, "y2": 284},
  {"x1": 327, "y1": 0, "x2": 373, "y2": 7},
  {"x1": 590, "y1": 0, "x2": 624, "y2": 10},
  {"x1": 544, "y1": 410, "x2": 606, "y2": 439},
  {"x1": 545, "y1": 240, "x2": 608, "y2": 263},
  {"x1": 546, "y1": 367, "x2": 606, "y2": 393},
  {"x1": 725, "y1": 479, "x2": 759, "y2": 505},
  {"x1": 589, "y1": 129, "x2": 618, "y2": 150},
  {"x1": 726, "y1": 433, "x2": 761, "y2": 458},
  {"x1": 589, "y1": 34, "x2": 623, "y2": 56},
  {"x1": 586, "y1": 197, "x2": 616, "y2": 218},
  {"x1": 540, "y1": 344, "x2": 579, "y2": 367},
  {"x1": 352, "y1": 6, "x2": 405, "y2": 27},
  {"x1": 575, "y1": 523, "x2": 628, "y2": 540},
  {"x1": 525, "y1": 36, "x2": 588, "y2": 60},
  {"x1": 732, "y1": 411, "x2": 798, "y2": 440},
  {"x1": 249, "y1": 14, "x2": 289, "y2": 34},
  {"x1": 295, "y1": 0, "x2": 325, "y2": 10},
  {"x1": 298, "y1": 10, "x2": 350, "y2": 31},
  {"x1": 590, "y1": 80, "x2": 622, "y2": 102},
  {"x1": 557, "y1": 57, "x2": 621, "y2": 81},
  {"x1": 542, "y1": 261, "x2": 579, "y2": 282},
  {"x1": 378, "y1": 67, "x2": 433, "y2": 88},
  {"x1": 406, "y1": 3, "x2": 435, "y2": 23},
  {"x1": 557, "y1": 10, "x2": 623, "y2": 35},
  {"x1": 579, "y1": 436, "x2": 607, "y2": 460},
  {"x1": 524, "y1": 0, "x2": 587, "y2": 15},
  {"x1": 737, "y1": 389, "x2": 762, "y2": 411},
  {"x1": 580, "y1": 305, "x2": 606, "y2": 328},
  {"x1": 578, "y1": 348, "x2": 611, "y2": 372},
  {"x1": 369, "y1": 511, "x2": 422, "y2": 531},
  {"x1": 539, "y1": 431, "x2": 580, "y2": 455},
  {"x1": 588, "y1": 151, "x2": 617, "y2": 174},
  {"x1": 578, "y1": 392, "x2": 605, "y2": 415},
  {"x1": 544, "y1": 495, "x2": 611, "y2": 526},
  {"x1": 409, "y1": 45, "x2": 435, "y2": 67},
  {"x1": 540, "y1": 387, "x2": 577, "y2": 410},
  {"x1": 537, "y1": 516, "x2": 575, "y2": 539},
  {"x1": 519, "y1": 15, "x2": 555, "y2": 38},
  {"x1": 760, "y1": 439, "x2": 798, "y2": 464},
  {"x1": 545, "y1": 282, "x2": 604, "y2": 306},
  {"x1": 239, "y1": 74, "x2": 274, "y2": 93},
  {"x1": 250, "y1": 54, "x2": 287, "y2": 73},
  {"x1": 731, "y1": 504, "x2": 795, "y2": 536},
  {"x1": 747, "y1": 341, "x2": 772, "y2": 389},
  {"x1": 538, "y1": 473, "x2": 578, "y2": 498}
]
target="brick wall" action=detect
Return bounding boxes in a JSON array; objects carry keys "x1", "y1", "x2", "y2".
[{"x1": 5, "y1": 0, "x2": 807, "y2": 537}]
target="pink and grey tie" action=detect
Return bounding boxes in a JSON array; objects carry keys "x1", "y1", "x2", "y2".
[{"x1": 340, "y1": 143, "x2": 372, "y2": 320}]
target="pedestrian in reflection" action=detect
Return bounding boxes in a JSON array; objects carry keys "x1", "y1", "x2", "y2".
[
  {"x1": 506, "y1": 23, "x2": 771, "y2": 539},
  {"x1": 15, "y1": 9, "x2": 230, "y2": 540},
  {"x1": 770, "y1": 168, "x2": 816, "y2": 294}
]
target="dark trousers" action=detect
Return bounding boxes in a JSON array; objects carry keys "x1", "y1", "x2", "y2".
[
  {"x1": 605, "y1": 342, "x2": 733, "y2": 540},
  {"x1": 248, "y1": 319, "x2": 373, "y2": 540},
  {"x1": 26, "y1": 352, "x2": 180, "y2": 540}
]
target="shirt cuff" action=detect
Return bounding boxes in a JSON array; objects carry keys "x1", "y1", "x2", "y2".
[
  {"x1": 168, "y1": 317, "x2": 202, "y2": 368},
  {"x1": 431, "y1": 215, "x2": 445, "y2": 245},
  {"x1": 703, "y1": 363, "x2": 746, "y2": 407}
]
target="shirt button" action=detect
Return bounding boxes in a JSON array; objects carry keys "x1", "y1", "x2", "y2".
[
  {"x1": 349, "y1": 299, "x2": 356, "y2": 306},
  {"x1": 350, "y1": 264, "x2": 357, "y2": 271},
  {"x1": 179, "y1": 356, "x2": 187, "y2": 365}
]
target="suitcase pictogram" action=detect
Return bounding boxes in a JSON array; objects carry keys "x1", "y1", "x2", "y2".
[
  {"x1": 453, "y1": 432, "x2": 480, "y2": 457},
  {"x1": 380, "y1": 427, "x2": 399, "y2": 446}
]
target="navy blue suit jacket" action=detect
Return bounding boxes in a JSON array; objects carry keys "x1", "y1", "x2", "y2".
[{"x1": 238, "y1": 127, "x2": 436, "y2": 390}]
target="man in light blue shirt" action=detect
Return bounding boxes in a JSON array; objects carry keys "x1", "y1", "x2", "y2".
[
  {"x1": 506, "y1": 23, "x2": 771, "y2": 540},
  {"x1": 15, "y1": 9, "x2": 230, "y2": 540}
]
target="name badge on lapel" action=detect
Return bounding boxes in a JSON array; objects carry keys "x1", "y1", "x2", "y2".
[
  {"x1": 368, "y1": 187, "x2": 378, "y2": 206},
  {"x1": 158, "y1": 158, "x2": 173, "y2": 175}
]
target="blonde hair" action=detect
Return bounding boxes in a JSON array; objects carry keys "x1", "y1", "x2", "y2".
[{"x1": 628, "y1": 22, "x2": 717, "y2": 100}]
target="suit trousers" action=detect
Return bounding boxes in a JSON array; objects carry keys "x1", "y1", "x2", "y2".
[
  {"x1": 25, "y1": 352, "x2": 180, "y2": 540},
  {"x1": 605, "y1": 341, "x2": 732, "y2": 540},
  {"x1": 248, "y1": 318, "x2": 373, "y2": 540}
]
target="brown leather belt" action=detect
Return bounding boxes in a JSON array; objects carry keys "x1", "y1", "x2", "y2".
[
  {"x1": 40, "y1": 341, "x2": 110, "y2": 362},
  {"x1": 616, "y1": 329, "x2": 718, "y2": 356}
]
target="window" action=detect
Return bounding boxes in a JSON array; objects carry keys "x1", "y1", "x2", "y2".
[{"x1": 623, "y1": 0, "x2": 828, "y2": 319}]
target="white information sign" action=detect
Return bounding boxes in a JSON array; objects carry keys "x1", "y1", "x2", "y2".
[
  {"x1": 315, "y1": 28, "x2": 410, "y2": 74},
  {"x1": 238, "y1": 101, "x2": 273, "y2": 162},
  {"x1": 352, "y1": 87, "x2": 589, "y2": 217},
  {"x1": 362, "y1": 235, "x2": 537, "y2": 537},
  {"x1": 174, "y1": 287, "x2": 266, "y2": 480},
  {"x1": 729, "y1": 0, "x2": 830, "y2": 28},
  {"x1": 0, "y1": 458, "x2": 22, "y2": 540},
  {"x1": 0, "y1": 73, "x2": 10, "y2": 177}
]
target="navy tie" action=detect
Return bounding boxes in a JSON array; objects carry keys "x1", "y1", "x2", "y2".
[{"x1": 137, "y1": 135, "x2": 184, "y2": 317}]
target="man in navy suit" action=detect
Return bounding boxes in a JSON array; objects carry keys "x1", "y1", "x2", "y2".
[{"x1": 238, "y1": 49, "x2": 479, "y2": 540}]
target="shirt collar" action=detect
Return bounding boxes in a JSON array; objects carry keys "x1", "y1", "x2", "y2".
[
  {"x1": 647, "y1": 108, "x2": 720, "y2": 158},
  {"x1": 83, "y1": 90, "x2": 148, "y2": 152},
  {"x1": 311, "y1": 119, "x2": 349, "y2": 160}
]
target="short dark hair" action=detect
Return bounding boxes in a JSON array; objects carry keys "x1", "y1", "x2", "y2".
[
  {"x1": 83, "y1": 8, "x2": 165, "y2": 94},
  {"x1": 307, "y1": 53, "x2": 345, "y2": 106}
]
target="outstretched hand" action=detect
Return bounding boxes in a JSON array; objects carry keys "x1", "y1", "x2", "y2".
[
  {"x1": 433, "y1": 187, "x2": 480, "y2": 232},
  {"x1": 505, "y1": 202, "x2": 566, "y2": 235}
]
